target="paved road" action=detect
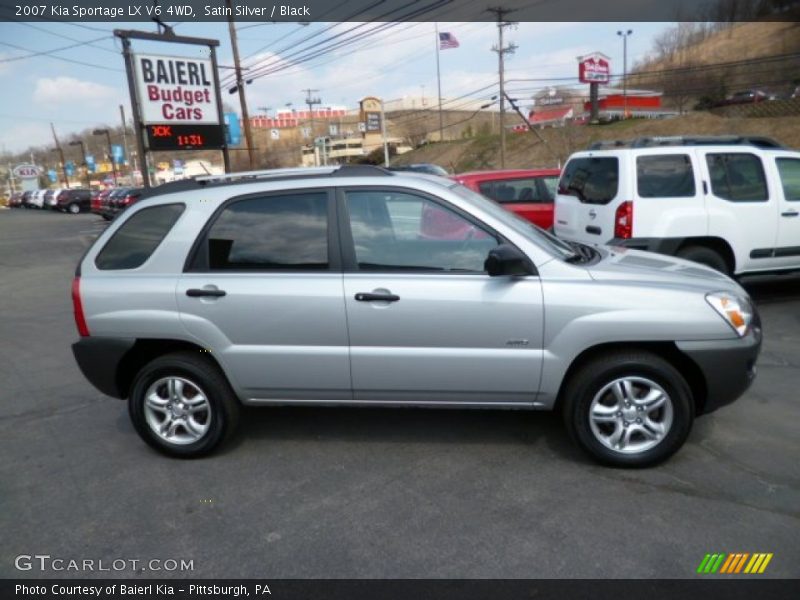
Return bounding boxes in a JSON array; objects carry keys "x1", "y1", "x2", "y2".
[{"x1": 1, "y1": 209, "x2": 798, "y2": 579}]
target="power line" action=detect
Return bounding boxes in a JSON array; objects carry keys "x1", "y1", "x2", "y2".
[
  {"x1": 0, "y1": 36, "x2": 116, "y2": 63},
  {"x1": 234, "y1": 0, "x2": 454, "y2": 85},
  {"x1": 0, "y1": 40, "x2": 122, "y2": 71},
  {"x1": 13, "y1": 22, "x2": 119, "y2": 55},
  {"x1": 223, "y1": 0, "x2": 392, "y2": 83}
]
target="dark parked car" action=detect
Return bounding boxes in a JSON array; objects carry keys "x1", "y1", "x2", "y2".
[
  {"x1": 8, "y1": 191, "x2": 24, "y2": 207},
  {"x1": 55, "y1": 189, "x2": 92, "y2": 214},
  {"x1": 21, "y1": 190, "x2": 34, "y2": 208},
  {"x1": 716, "y1": 89, "x2": 775, "y2": 107},
  {"x1": 105, "y1": 187, "x2": 144, "y2": 219}
]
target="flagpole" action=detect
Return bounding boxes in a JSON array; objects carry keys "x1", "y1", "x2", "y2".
[{"x1": 435, "y1": 22, "x2": 444, "y2": 142}]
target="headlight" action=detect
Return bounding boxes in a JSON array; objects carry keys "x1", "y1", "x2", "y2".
[{"x1": 705, "y1": 292, "x2": 753, "y2": 337}]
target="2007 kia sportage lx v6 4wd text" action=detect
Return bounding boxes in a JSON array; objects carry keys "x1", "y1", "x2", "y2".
[{"x1": 71, "y1": 165, "x2": 761, "y2": 467}]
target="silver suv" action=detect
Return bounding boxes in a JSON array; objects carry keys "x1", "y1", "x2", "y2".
[{"x1": 71, "y1": 166, "x2": 761, "y2": 467}]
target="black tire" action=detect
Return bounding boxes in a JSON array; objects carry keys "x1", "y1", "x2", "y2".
[
  {"x1": 68, "y1": 202, "x2": 80, "y2": 215},
  {"x1": 562, "y1": 351, "x2": 694, "y2": 467},
  {"x1": 677, "y1": 245, "x2": 729, "y2": 274},
  {"x1": 129, "y1": 352, "x2": 240, "y2": 457}
]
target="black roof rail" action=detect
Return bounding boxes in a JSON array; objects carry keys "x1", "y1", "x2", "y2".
[
  {"x1": 630, "y1": 135, "x2": 785, "y2": 148},
  {"x1": 587, "y1": 135, "x2": 785, "y2": 151},
  {"x1": 137, "y1": 164, "x2": 394, "y2": 200},
  {"x1": 587, "y1": 140, "x2": 628, "y2": 150}
]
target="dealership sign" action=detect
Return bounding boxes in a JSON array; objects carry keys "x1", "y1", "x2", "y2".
[
  {"x1": 578, "y1": 52, "x2": 611, "y2": 84},
  {"x1": 134, "y1": 52, "x2": 219, "y2": 124},
  {"x1": 12, "y1": 164, "x2": 41, "y2": 179}
]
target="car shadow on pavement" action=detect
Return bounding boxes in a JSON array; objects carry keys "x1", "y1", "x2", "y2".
[
  {"x1": 740, "y1": 272, "x2": 800, "y2": 304},
  {"x1": 224, "y1": 405, "x2": 585, "y2": 461}
]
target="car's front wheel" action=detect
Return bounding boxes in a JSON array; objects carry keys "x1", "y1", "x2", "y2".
[
  {"x1": 562, "y1": 351, "x2": 694, "y2": 467},
  {"x1": 67, "y1": 202, "x2": 81, "y2": 214},
  {"x1": 129, "y1": 352, "x2": 240, "y2": 457}
]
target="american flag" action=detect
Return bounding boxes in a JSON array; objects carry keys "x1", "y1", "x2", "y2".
[{"x1": 439, "y1": 32, "x2": 460, "y2": 50}]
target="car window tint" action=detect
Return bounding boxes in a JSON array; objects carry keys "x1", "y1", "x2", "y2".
[
  {"x1": 706, "y1": 153, "x2": 768, "y2": 201},
  {"x1": 637, "y1": 155, "x2": 695, "y2": 198},
  {"x1": 541, "y1": 176, "x2": 558, "y2": 198},
  {"x1": 777, "y1": 158, "x2": 800, "y2": 201},
  {"x1": 202, "y1": 193, "x2": 328, "y2": 271},
  {"x1": 95, "y1": 204, "x2": 185, "y2": 270},
  {"x1": 346, "y1": 190, "x2": 498, "y2": 272},
  {"x1": 478, "y1": 177, "x2": 552, "y2": 203},
  {"x1": 558, "y1": 157, "x2": 619, "y2": 205}
]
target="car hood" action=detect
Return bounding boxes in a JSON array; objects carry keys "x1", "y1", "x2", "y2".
[{"x1": 587, "y1": 246, "x2": 746, "y2": 296}]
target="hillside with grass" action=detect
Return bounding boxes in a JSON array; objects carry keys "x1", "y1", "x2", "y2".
[{"x1": 390, "y1": 113, "x2": 800, "y2": 172}]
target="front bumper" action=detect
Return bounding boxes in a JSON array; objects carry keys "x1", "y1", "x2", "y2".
[{"x1": 676, "y1": 321, "x2": 762, "y2": 415}]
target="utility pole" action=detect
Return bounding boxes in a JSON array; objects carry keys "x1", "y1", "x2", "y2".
[
  {"x1": 50, "y1": 123, "x2": 69, "y2": 188},
  {"x1": 434, "y1": 23, "x2": 444, "y2": 142},
  {"x1": 227, "y1": 0, "x2": 255, "y2": 169},
  {"x1": 303, "y1": 88, "x2": 321, "y2": 165},
  {"x1": 488, "y1": 7, "x2": 517, "y2": 169},
  {"x1": 119, "y1": 105, "x2": 131, "y2": 183}
]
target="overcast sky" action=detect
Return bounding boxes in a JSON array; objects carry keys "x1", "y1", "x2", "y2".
[{"x1": 0, "y1": 20, "x2": 669, "y2": 153}]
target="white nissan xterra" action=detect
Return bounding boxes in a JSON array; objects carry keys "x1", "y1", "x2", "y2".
[{"x1": 554, "y1": 136, "x2": 800, "y2": 276}]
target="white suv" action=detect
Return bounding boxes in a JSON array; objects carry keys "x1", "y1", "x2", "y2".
[{"x1": 554, "y1": 136, "x2": 800, "y2": 276}]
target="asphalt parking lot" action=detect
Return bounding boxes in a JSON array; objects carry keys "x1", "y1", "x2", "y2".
[{"x1": 1, "y1": 208, "x2": 798, "y2": 579}]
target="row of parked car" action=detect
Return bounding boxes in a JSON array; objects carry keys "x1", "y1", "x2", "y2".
[
  {"x1": 8, "y1": 188, "x2": 91, "y2": 213},
  {"x1": 7, "y1": 187, "x2": 144, "y2": 220}
]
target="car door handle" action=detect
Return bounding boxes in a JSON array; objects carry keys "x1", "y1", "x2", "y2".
[
  {"x1": 781, "y1": 210, "x2": 799, "y2": 217},
  {"x1": 186, "y1": 288, "x2": 227, "y2": 298},
  {"x1": 355, "y1": 292, "x2": 400, "y2": 302}
]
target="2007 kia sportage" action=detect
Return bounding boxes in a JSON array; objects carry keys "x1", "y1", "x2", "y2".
[{"x1": 71, "y1": 165, "x2": 761, "y2": 467}]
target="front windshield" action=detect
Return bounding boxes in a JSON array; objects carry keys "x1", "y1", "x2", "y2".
[{"x1": 445, "y1": 181, "x2": 578, "y2": 261}]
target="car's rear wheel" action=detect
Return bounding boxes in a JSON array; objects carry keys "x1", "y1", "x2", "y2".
[
  {"x1": 678, "y1": 245, "x2": 729, "y2": 275},
  {"x1": 562, "y1": 351, "x2": 694, "y2": 467},
  {"x1": 68, "y1": 202, "x2": 80, "y2": 214},
  {"x1": 129, "y1": 352, "x2": 240, "y2": 457}
]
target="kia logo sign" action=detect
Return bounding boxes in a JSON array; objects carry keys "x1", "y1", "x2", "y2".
[{"x1": 13, "y1": 164, "x2": 41, "y2": 179}]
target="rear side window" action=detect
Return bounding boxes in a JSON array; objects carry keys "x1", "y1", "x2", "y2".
[
  {"x1": 95, "y1": 204, "x2": 184, "y2": 270},
  {"x1": 776, "y1": 158, "x2": 800, "y2": 201},
  {"x1": 637, "y1": 155, "x2": 695, "y2": 197},
  {"x1": 706, "y1": 153, "x2": 768, "y2": 201},
  {"x1": 558, "y1": 157, "x2": 619, "y2": 205},
  {"x1": 192, "y1": 192, "x2": 328, "y2": 271},
  {"x1": 477, "y1": 177, "x2": 554, "y2": 204}
]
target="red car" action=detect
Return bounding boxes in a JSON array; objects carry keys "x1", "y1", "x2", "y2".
[{"x1": 453, "y1": 169, "x2": 561, "y2": 229}]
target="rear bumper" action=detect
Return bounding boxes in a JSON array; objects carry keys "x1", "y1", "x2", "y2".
[
  {"x1": 676, "y1": 320, "x2": 762, "y2": 415},
  {"x1": 72, "y1": 337, "x2": 135, "y2": 399}
]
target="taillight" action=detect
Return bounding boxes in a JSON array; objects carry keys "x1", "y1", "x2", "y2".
[
  {"x1": 71, "y1": 277, "x2": 90, "y2": 337},
  {"x1": 614, "y1": 201, "x2": 633, "y2": 239}
]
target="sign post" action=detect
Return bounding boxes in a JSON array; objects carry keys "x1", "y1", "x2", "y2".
[{"x1": 114, "y1": 29, "x2": 229, "y2": 188}]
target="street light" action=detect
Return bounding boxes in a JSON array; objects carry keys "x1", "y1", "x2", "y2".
[
  {"x1": 92, "y1": 128, "x2": 118, "y2": 187},
  {"x1": 68, "y1": 140, "x2": 90, "y2": 188},
  {"x1": 617, "y1": 29, "x2": 633, "y2": 119}
]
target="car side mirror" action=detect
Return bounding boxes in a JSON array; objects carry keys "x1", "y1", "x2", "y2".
[{"x1": 484, "y1": 244, "x2": 535, "y2": 277}]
